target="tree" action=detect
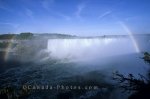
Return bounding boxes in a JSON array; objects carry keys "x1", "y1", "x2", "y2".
[
  {"x1": 113, "y1": 52, "x2": 150, "y2": 99},
  {"x1": 19, "y1": 32, "x2": 33, "y2": 39}
]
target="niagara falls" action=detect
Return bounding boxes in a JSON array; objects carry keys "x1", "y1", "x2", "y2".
[
  {"x1": 0, "y1": 33, "x2": 149, "y2": 99},
  {"x1": 47, "y1": 37, "x2": 138, "y2": 60},
  {"x1": 1, "y1": 0, "x2": 150, "y2": 99}
]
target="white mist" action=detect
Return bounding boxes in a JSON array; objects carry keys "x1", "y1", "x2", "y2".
[{"x1": 47, "y1": 38, "x2": 137, "y2": 60}]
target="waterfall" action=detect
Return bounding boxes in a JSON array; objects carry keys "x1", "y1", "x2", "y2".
[{"x1": 47, "y1": 38, "x2": 137, "y2": 60}]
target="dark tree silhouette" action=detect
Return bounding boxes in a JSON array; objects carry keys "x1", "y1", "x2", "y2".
[{"x1": 113, "y1": 52, "x2": 150, "y2": 99}]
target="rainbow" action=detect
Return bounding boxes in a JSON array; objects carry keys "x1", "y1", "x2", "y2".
[
  {"x1": 111, "y1": 14, "x2": 140, "y2": 53},
  {"x1": 3, "y1": 23, "x2": 140, "y2": 61},
  {"x1": 4, "y1": 37, "x2": 15, "y2": 61},
  {"x1": 118, "y1": 21, "x2": 140, "y2": 53}
]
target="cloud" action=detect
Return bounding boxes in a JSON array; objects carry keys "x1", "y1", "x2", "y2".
[
  {"x1": 0, "y1": 22, "x2": 20, "y2": 33},
  {"x1": 0, "y1": 0, "x2": 13, "y2": 12},
  {"x1": 25, "y1": 8, "x2": 34, "y2": 19},
  {"x1": 41, "y1": 0, "x2": 71, "y2": 21},
  {"x1": 51, "y1": 10, "x2": 71, "y2": 21},
  {"x1": 75, "y1": 3, "x2": 86, "y2": 19},
  {"x1": 41, "y1": 0, "x2": 71, "y2": 20},
  {"x1": 59, "y1": 13, "x2": 71, "y2": 21},
  {"x1": 42, "y1": 0, "x2": 54, "y2": 10},
  {"x1": 0, "y1": 22, "x2": 19, "y2": 28},
  {"x1": 125, "y1": 16, "x2": 139, "y2": 21},
  {"x1": 98, "y1": 11, "x2": 112, "y2": 19}
]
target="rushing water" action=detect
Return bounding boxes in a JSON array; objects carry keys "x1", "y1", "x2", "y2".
[
  {"x1": 0, "y1": 36, "x2": 149, "y2": 99},
  {"x1": 47, "y1": 38, "x2": 137, "y2": 60}
]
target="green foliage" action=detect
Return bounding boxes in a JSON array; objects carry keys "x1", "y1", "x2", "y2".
[
  {"x1": 0, "y1": 33, "x2": 34, "y2": 40},
  {"x1": 0, "y1": 34, "x2": 16, "y2": 39},
  {"x1": 18, "y1": 32, "x2": 33, "y2": 39},
  {"x1": 0, "y1": 42, "x2": 9, "y2": 48},
  {"x1": 0, "y1": 42, "x2": 17, "y2": 48},
  {"x1": 142, "y1": 52, "x2": 150, "y2": 64}
]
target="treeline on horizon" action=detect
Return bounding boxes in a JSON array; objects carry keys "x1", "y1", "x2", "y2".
[
  {"x1": 0, "y1": 32, "x2": 150, "y2": 40},
  {"x1": 0, "y1": 32, "x2": 34, "y2": 40},
  {"x1": 0, "y1": 32, "x2": 76, "y2": 40}
]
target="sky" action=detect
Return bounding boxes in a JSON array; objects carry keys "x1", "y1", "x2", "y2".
[{"x1": 0, "y1": 0, "x2": 150, "y2": 36}]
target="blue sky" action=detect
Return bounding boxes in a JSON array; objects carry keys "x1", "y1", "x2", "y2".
[{"x1": 0, "y1": 0, "x2": 150, "y2": 36}]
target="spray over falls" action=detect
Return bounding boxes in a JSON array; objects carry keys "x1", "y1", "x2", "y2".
[{"x1": 47, "y1": 37, "x2": 138, "y2": 60}]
